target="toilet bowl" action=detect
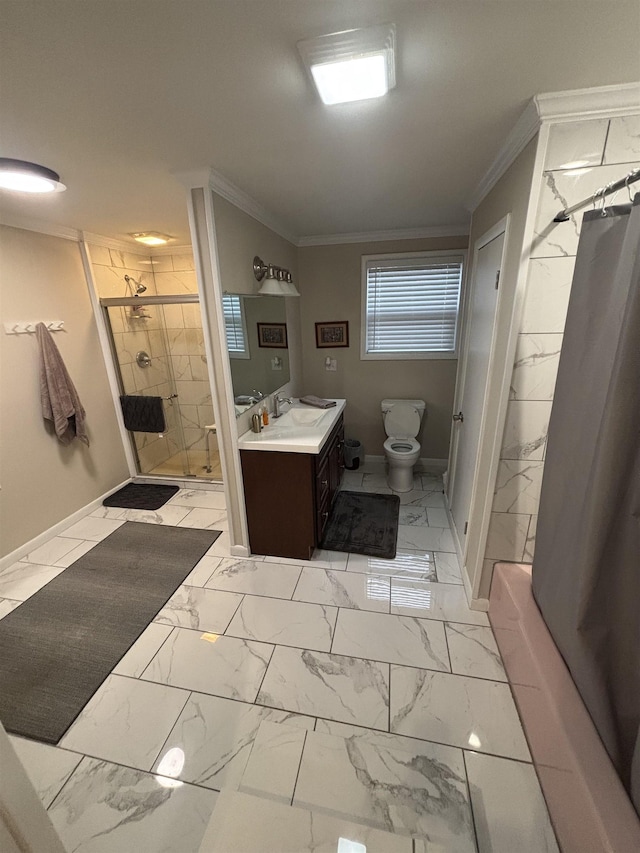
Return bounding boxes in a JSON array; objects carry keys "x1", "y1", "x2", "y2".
[{"x1": 381, "y1": 399, "x2": 426, "y2": 492}]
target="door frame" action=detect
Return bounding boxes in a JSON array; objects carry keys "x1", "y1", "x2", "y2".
[{"x1": 446, "y1": 215, "x2": 511, "y2": 602}]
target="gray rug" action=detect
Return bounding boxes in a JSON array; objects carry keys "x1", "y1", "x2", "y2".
[
  {"x1": 0, "y1": 521, "x2": 220, "y2": 744},
  {"x1": 321, "y1": 490, "x2": 400, "y2": 559}
]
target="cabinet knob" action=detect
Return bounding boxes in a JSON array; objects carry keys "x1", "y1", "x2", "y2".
[{"x1": 321, "y1": 479, "x2": 328, "y2": 486}]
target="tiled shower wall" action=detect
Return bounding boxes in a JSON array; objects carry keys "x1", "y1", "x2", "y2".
[{"x1": 483, "y1": 114, "x2": 640, "y2": 581}]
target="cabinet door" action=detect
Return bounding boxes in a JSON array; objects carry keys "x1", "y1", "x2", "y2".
[{"x1": 328, "y1": 425, "x2": 344, "y2": 503}]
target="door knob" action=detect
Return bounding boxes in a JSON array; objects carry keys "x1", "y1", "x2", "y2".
[{"x1": 452, "y1": 411, "x2": 464, "y2": 423}]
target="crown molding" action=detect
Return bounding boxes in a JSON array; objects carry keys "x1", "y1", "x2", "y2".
[
  {"x1": 0, "y1": 213, "x2": 80, "y2": 241},
  {"x1": 535, "y1": 81, "x2": 640, "y2": 122},
  {"x1": 297, "y1": 223, "x2": 470, "y2": 247}
]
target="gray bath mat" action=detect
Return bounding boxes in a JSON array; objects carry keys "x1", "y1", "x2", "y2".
[
  {"x1": 321, "y1": 490, "x2": 400, "y2": 559},
  {"x1": 0, "y1": 521, "x2": 220, "y2": 744},
  {"x1": 103, "y1": 483, "x2": 179, "y2": 510}
]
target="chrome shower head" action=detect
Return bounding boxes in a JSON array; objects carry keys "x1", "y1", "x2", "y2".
[{"x1": 124, "y1": 274, "x2": 147, "y2": 295}]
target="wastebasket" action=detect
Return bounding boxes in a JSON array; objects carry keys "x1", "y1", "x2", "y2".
[{"x1": 343, "y1": 439, "x2": 363, "y2": 470}]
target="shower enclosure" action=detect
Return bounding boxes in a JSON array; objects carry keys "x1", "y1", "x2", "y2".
[{"x1": 100, "y1": 294, "x2": 219, "y2": 480}]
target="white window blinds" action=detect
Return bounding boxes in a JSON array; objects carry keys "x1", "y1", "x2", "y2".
[
  {"x1": 222, "y1": 294, "x2": 247, "y2": 356},
  {"x1": 364, "y1": 255, "x2": 463, "y2": 357}
]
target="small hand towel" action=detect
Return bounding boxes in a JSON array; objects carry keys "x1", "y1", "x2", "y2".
[
  {"x1": 120, "y1": 395, "x2": 166, "y2": 433},
  {"x1": 36, "y1": 322, "x2": 89, "y2": 446},
  {"x1": 299, "y1": 395, "x2": 337, "y2": 409}
]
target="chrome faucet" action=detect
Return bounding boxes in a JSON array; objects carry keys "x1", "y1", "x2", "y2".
[
  {"x1": 274, "y1": 395, "x2": 292, "y2": 418},
  {"x1": 251, "y1": 389, "x2": 265, "y2": 402}
]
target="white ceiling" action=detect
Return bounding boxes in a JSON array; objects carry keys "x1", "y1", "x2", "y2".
[{"x1": 1, "y1": 0, "x2": 639, "y2": 245}]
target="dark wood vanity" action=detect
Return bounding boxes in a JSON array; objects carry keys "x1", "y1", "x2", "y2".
[{"x1": 240, "y1": 413, "x2": 344, "y2": 560}]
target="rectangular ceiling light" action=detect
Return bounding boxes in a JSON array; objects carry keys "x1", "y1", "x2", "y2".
[{"x1": 298, "y1": 24, "x2": 396, "y2": 106}]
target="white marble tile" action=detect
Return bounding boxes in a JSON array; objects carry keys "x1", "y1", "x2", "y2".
[
  {"x1": 390, "y1": 578, "x2": 489, "y2": 626},
  {"x1": 0, "y1": 596, "x2": 21, "y2": 618},
  {"x1": 49, "y1": 756, "x2": 217, "y2": 853},
  {"x1": 199, "y1": 788, "x2": 412, "y2": 852},
  {"x1": 398, "y1": 506, "x2": 428, "y2": 526},
  {"x1": 168, "y1": 488, "x2": 227, "y2": 509},
  {"x1": 465, "y1": 751, "x2": 559, "y2": 853},
  {"x1": 155, "y1": 585, "x2": 242, "y2": 633},
  {"x1": 446, "y1": 623, "x2": 507, "y2": 682},
  {"x1": 493, "y1": 460, "x2": 544, "y2": 515},
  {"x1": 521, "y1": 257, "x2": 575, "y2": 334},
  {"x1": 9, "y1": 737, "x2": 82, "y2": 808},
  {"x1": 419, "y1": 475, "x2": 444, "y2": 492},
  {"x1": 293, "y1": 729, "x2": 475, "y2": 849},
  {"x1": 240, "y1": 719, "x2": 307, "y2": 804},
  {"x1": 90, "y1": 505, "x2": 127, "y2": 519},
  {"x1": 510, "y1": 334, "x2": 562, "y2": 401},
  {"x1": 183, "y1": 554, "x2": 222, "y2": 587},
  {"x1": 226, "y1": 595, "x2": 337, "y2": 652},
  {"x1": 603, "y1": 115, "x2": 640, "y2": 165},
  {"x1": 544, "y1": 118, "x2": 609, "y2": 170},
  {"x1": 0, "y1": 561, "x2": 65, "y2": 601},
  {"x1": 206, "y1": 557, "x2": 300, "y2": 598},
  {"x1": 396, "y1": 488, "x2": 445, "y2": 508},
  {"x1": 293, "y1": 567, "x2": 390, "y2": 613},
  {"x1": 347, "y1": 550, "x2": 437, "y2": 581},
  {"x1": 332, "y1": 609, "x2": 450, "y2": 672},
  {"x1": 341, "y1": 470, "x2": 364, "y2": 488},
  {"x1": 501, "y1": 400, "x2": 551, "y2": 460},
  {"x1": 60, "y1": 515, "x2": 127, "y2": 541},
  {"x1": 390, "y1": 666, "x2": 530, "y2": 760},
  {"x1": 524, "y1": 513, "x2": 538, "y2": 563},
  {"x1": 257, "y1": 646, "x2": 389, "y2": 730},
  {"x1": 205, "y1": 530, "x2": 232, "y2": 557},
  {"x1": 362, "y1": 473, "x2": 396, "y2": 492},
  {"x1": 143, "y1": 627, "x2": 273, "y2": 702},
  {"x1": 485, "y1": 512, "x2": 530, "y2": 562},
  {"x1": 426, "y1": 507, "x2": 449, "y2": 527},
  {"x1": 54, "y1": 539, "x2": 98, "y2": 567},
  {"x1": 115, "y1": 505, "x2": 193, "y2": 526},
  {"x1": 263, "y1": 548, "x2": 349, "y2": 571},
  {"x1": 22, "y1": 536, "x2": 85, "y2": 566},
  {"x1": 177, "y1": 507, "x2": 228, "y2": 530},
  {"x1": 113, "y1": 623, "x2": 174, "y2": 677},
  {"x1": 61, "y1": 674, "x2": 189, "y2": 770},
  {"x1": 397, "y1": 524, "x2": 455, "y2": 552},
  {"x1": 434, "y1": 551, "x2": 463, "y2": 584}
]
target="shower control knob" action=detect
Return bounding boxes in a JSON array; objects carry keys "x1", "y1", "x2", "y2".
[{"x1": 452, "y1": 411, "x2": 464, "y2": 423}]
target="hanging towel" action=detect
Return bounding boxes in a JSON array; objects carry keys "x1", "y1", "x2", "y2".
[
  {"x1": 36, "y1": 322, "x2": 89, "y2": 446},
  {"x1": 299, "y1": 395, "x2": 337, "y2": 409},
  {"x1": 120, "y1": 395, "x2": 166, "y2": 433}
]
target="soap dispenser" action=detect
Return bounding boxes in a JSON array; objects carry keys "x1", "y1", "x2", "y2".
[{"x1": 261, "y1": 404, "x2": 269, "y2": 426}]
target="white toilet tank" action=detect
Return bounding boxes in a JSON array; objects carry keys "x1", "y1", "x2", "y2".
[{"x1": 381, "y1": 399, "x2": 426, "y2": 438}]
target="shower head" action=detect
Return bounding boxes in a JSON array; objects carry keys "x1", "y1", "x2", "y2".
[{"x1": 124, "y1": 274, "x2": 147, "y2": 295}]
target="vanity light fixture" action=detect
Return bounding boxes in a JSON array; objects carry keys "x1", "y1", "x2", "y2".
[
  {"x1": 253, "y1": 255, "x2": 300, "y2": 296},
  {"x1": 130, "y1": 231, "x2": 173, "y2": 246},
  {"x1": 0, "y1": 158, "x2": 66, "y2": 193},
  {"x1": 297, "y1": 23, "x2": 396, "y2": 106}
]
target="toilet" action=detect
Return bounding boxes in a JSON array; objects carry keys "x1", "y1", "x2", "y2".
[{"x1": 381, "y1": 399, "x2": 426, "y2": 492}]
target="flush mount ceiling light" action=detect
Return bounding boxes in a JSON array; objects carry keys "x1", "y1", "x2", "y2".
[
  {"x1": 130, "y1": 231, "x2": 173, "y2": 246},
  {"x1": 297, "y1": 23, "x2": 396, "y2": 105},
  {"x1": 0, "y1": 158, "x2": 66, "y2": 193},
  {"x1": 253, "y1": 255, "x2": 300, "y2": 296}
]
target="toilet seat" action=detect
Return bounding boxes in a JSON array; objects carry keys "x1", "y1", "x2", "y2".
[{"x1": 384, "y1": 436, "x2": 420, "y2": 454}]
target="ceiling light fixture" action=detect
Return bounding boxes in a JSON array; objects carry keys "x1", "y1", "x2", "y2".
[
  {"x1": 253, "y1": 256, "x2": 299, "y2": 296},
  {"x1": 130, "y1": 231, "x2": 173, "y2": 246},
  {"x1": 0, "y1": 158, "x2": 66, "y2": 193},
  {"x1": 298, "y1": 23, "x2": 396, "y2": 106}
]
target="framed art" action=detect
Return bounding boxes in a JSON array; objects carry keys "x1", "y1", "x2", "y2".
[
  {"x1": 315, "y1": 321, "x2": 349, "y2": 348},
  {"x1": 257, "y1": 322, "x2": 288, "y2": 348}
]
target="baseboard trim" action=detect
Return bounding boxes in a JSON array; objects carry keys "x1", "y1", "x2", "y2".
[
  {"x1": 230, "y1": 545, "x2": 250, "y2": 558},
  {"x1": 0, "y1": 479, "x2": 132, "y2": 571}
]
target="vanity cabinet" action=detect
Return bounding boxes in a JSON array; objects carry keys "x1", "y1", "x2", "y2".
[{"x1": 240, "y1": 414, "x2": 344, "y2": 560}]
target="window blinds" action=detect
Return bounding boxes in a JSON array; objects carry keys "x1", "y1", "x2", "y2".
[
  {"x1": 365, "y1": 256, "x2": 463, "y2": 354},
  {"x1": 222, "y1": 294, "x2": 246, "y2": 353}
]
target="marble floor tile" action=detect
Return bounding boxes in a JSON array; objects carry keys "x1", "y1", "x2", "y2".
[
  {"x1": 293, "y1": 728, "x2": 475, "y2": 850},
  {"x1": 0, "y1": 561, "x2": 65, "y2": 601},
  {"x1": 206, "y1": 557, "x2": 301, "y2": 598},
  {"x1": 155, "y1": 585, "x2": 242, "y2": 633},
  {"x1": 143, "y1": 627, "x2": 273, "y2": 702},
  {"x1": 390, "y1": 578, "x2": 489, "y2": 626},
  {"x1": 426, "y1": 507, "x2": 449, "y2": 528},
  {"x1": 177, "y1": 507, "x2": 228, "y2": 530},
  {"x1": 226, "y1": 595, "x2": 337, "y2": 652},
  {"x1": 398, "y1": 506, "x2": 428, "y2": 526},
  {"x1": 116, "y1": 505, "x2": 193, "y2": 526},
  {"x1": 362, "y1": 473, "x2": 395, "y2": 492},
  {"x1": 434, "y1": 551, "x2": 463, "y2": 584},
  {"x1": 465, "y1": 751, "x2": 559, "y2": 852},
  {"x1": 346, "y1": 550, "x2": 437, "y2": 581},
  {"x1": 205, "y1": 530, "x2": 232, "y2": 557},
  {"x1": 113, "y1": 623, "x2": 174, "y2": 677},
  {"x1": 446, "y1": 623, "x2": 507, "y2": 682},
  {"x1": 263, "y1": 548, "x2": 349, "y2": 571},
  {"x1": 61, "y1": 674, "x2": 189, "y2": 771},
  {"x1": 9, "y1": 736, "x2": 82, "y2": 808},
  {"x1": 169, "y1": 488, "x2": 227, "y2": 509},
  {"x1": 332, "y1": 609, "x2": 450, "y2": 672},
  {"x1": 199, "y1": 788, "x2": 412, "y2": 852},
  {"x1": 153, "y1": 692, "x2": 313, "y2": 791},
  {"x1": 183, "y1": 554, "x2": 222, "y2": 587},
  {"x1": 90, "y1": 505, "x2": 127, "y2": 520},
  {"x1": 341, "y1": 470, "x2": 364, "y2": 488},
  {"x1": 294, "y1": 567, "x2": 390, "y2": 613},
  {"x1": 54, "y1": 539, "x2": 98, "y2": 567},
  {"x1": 0, "y1": 596, "x2": 21, "y2": 619},
  {"x1": 257, "y1": 646, "x2": 389, "y2": 730},
  {"x1": 59, "y1": 515, "x2": 127, "y2": 541},
  {"x1": 22, "y1": 536, "x2": 86, "y2": 566},
  {"x1": 390, "y1": 666, "x2": 530, "y2": 760},
  {"x1": 240, "y1": 719, "x2": 307, "y2": 804},
  {"x1": 419, "y1": 476, "x2": 445, "y2": 493},
  {"x1": 397, "y1": 524, "x2": 456, "y2": 553},
  {"x1": 49, "y1": 756, "x2": 217, "y2": 853},
  {"x1": 397, "y1": 489, "x2": 445, "y2": 508}
]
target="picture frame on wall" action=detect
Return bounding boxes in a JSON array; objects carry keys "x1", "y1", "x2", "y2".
[
  {"x1": 315, "y1": 321, "x2": 349, "y2": 348},
  {"x1": 257, "y1": 322, "x2": 288, "y2": 348}
]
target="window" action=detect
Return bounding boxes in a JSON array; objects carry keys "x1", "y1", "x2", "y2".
[
  {"x1": 222, "y1": 294, "x2": 249, "y2": 359},
  {"x1": 361, "y1": 251, "x2": 464, "y2": 360}
]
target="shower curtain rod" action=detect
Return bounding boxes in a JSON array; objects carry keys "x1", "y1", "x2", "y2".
[{"x1": 554, "y1": 167, "x2": 640, "y2": 222}]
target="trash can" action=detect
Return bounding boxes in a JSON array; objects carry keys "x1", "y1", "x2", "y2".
[{"x1": 344, "y1": 439, "x2": 363, "y2": 470}]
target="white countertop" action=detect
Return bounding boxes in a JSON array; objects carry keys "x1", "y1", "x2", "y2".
[{"x1": 238, "y1": 399, "x2": 345, "y2": 454}]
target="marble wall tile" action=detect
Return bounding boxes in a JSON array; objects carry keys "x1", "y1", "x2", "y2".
[
  {"x1": 239, "y1": 719, "x2": 307, "y2": 804},
  {"x1": 182, "y1": 302, "x2": 202, "y2": 327},
  {"x1": 293, "y1": 566, "x2": 391, "y2": 613},
  {"x1": 162, "y1": 303, "x2": 184, "y2": 328},
  {"x1": 9, "y1": 737, "x2": 82, "y2": 808},
  {"x1": 109, "y1": 249, "x2": 152, "y2": 272},
  {"x1": 206, "y1": 558, "x2": 299, "y2": 598},
  {"x1": 603, "y1": 115, "x2": 640, "y2": 165},
  {"x1": 510, "y1": 334, "x2": 562, "y2": 401},
  {"x1": 155, "y1": 585, "x2": 242, "y2": 633},
  {"x1": 171, "y1": 252, "x2": 195, "y2": 271},
  {"x1": 523, "y1": 514, "x2": 538, "y2": 563},
  {"x1": 87, "y1": 243, "x2": 112, "y2": 266},
  {"x1": 154, "y1": 270, "x2": 198, "y2": 294},
  {"x1": 485, "y1": 512, "x2": 530, "y2": 562},
  {"x1": 445, "y1": 623, "x2": 507, "y2": 682},
  {"x1": 148, "y1": 254, "x2": 174, "y2": 272},
  {"x1": 521, "y1": 257, "x2": 575, "y2": 333},
  {"x1": 175, "y1": 379, "x2": 211, "y2": 406},
  {"x1": 225, "y1": 596, "x2": 337, "y2": 652},
  {"x1": 113, "y1": 623, "x2": 173, "y2": 678},
  {"x1": 397, "y1": 488, "x2": 446, "y2": 508},
  {"x1": 492, "y1": 460, "x2": 544, "y2": 515},
  {"x1": 544, "y1": 119, "x2": 609, "y2": 170},
  {"x1": 189, "y1": 353, "x2": 209, "y2": 381},
  {"x1": 500, "y1": 400, "x2": 550, "y2": 460}
]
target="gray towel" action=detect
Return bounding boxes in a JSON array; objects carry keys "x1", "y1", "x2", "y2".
[
  {"x1": 36, "y1": 322, "x2": 89, "y2": 446},
  {"x1": 120, "y1": 395, "x2": 166, "y2": 433},
  {"x1": 299, "y1": 395, "x2": 337, "y2": 409}
]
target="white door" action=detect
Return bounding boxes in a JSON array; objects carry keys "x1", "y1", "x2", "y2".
[{"x1": 449, "y1": 228, "x2": 505, "y2": 559}]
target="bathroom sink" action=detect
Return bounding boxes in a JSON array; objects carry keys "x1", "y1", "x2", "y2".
[
  {"x1": 238, "y1": 399, "x2": 345, "y2": 454},
  {"x1": 285, "y1": 407, "x2": 327, "y2": 426}
]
